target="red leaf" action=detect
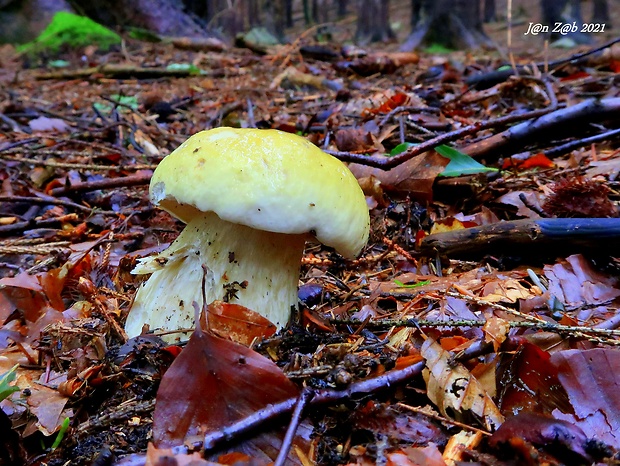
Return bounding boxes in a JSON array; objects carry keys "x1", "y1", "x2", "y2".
[
  {"x1": 502, "y1": 153, "x2": 555, "y2": 170},
  {"x1": 153, "y1": 326, "x2": 305, "y2": 462},
  {"x1": 497, "y1": 342, "x2": 571, "y2": 416}
]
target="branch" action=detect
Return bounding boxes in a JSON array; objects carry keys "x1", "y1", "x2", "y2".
[
  {"x1": 203, "y1": 360, "x2": 425, "y2": 452},
  {"x1": 418, "y1": 218, "x2": 620, "y2": 257},
  {"x1": 462, "y1": 97, "x2": 620, "y2": 160},
  {"x1": 325, "y1": 78, "x2": 557, "y2": 169},
  {"x1": 49, "y1": 172, "x2": 152, "y2": 196}
]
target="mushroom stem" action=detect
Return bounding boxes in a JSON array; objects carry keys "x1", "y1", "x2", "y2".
[{"x1": 124, "y1": 212, "x2": 306, "y2": 341}]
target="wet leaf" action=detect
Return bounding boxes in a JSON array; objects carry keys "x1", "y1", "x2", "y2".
[
  {"x1": 497, "y1": 341, "x2": 571, "y2": 416},
  {"x1": 421, "y1": 339, "x2": 504, "y2": 431}
]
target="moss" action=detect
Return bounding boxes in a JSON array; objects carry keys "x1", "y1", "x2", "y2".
[{"x1": 17, "y1": 12, "x2": 120, "y2": 55}]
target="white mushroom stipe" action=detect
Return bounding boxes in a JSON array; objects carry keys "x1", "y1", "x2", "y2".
[{"x1": 125, "y1": 212, "x2": 306, "y2": 341}]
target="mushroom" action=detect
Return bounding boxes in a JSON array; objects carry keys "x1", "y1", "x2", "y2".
[{"x1": 124, "y1": 127, "x2": 369, "y2": 341}]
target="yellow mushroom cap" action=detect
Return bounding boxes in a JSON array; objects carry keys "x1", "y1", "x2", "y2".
[{"x1": 149, "y1": 127, "x2": 370, "y2": 258}]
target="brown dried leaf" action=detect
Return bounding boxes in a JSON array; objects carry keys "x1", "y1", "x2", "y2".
[
  {"x1": 489, "y1": 412, "x2": 592, "y2": 463},
  {"x1": 348, "y1": 151, "x2": 448, "y2": 201},
  {"x1": 544, "y1": 254, "x2": 620, "y2": 307},
  {"x1": 421, "y1": 339, "x2": 504, "y2": 431},
  {"x1": 153, "y1": 326, "x2": 304, "y2": 463},
  {"x1": 550, "y1": 347, "x2": 620, "y2": 448},
  {"x1": 205, "y1": 301, "x2": 277, "y2": 346},
  {"x1": 26, "y1": 385, "x2": 69, "y2": 436}
]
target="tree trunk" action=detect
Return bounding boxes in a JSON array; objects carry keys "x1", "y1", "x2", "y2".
[
  {"x1": 591, "y1": 0, "x2": 610, "y2": 23},
  {"x1": 540, "y1": 0, "x2": 594, "y2": 44},
  {"x1": 401, "y1": 0, "x2": 492, "y2": 51},
  {"x1": 483, "y1": 0, "x2": 496, "y2": 23},
  {"x1": 355, "y1": 0, "x2": 395, "y2": 44},
  {"x1": 0, "y1": 0, "x2": 72, "y2": 43}
]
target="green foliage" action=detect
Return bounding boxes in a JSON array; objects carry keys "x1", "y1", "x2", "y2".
[
  {"x1": 17, "y1": 12, "x2": 121, "y2": 55},
  {"x1": 394, "y1": 279, "x2": 431, "y2": 288},
  {"x1": 0, "y1": 364, "x2": 19, "y2": 402},
  {"x1": 51, "y1": 417, "x2": 71, "y2": 450},
  {"x1": 422, "y1": 43, "x2": 455, "y2": 54},
  {"x1": 93, "y1": 94, "x2": 139, "y2": 114},
  {"x1": 435, "y1": 144, "x2": 499, "y2": 177},
  {"x1": 390, "y1": 142, "x2": 416, "y2": 156}
]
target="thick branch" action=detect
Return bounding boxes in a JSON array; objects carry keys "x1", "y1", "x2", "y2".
[
  {"x1": 418, "y1": 218, "x2": 620, "y2": 258},
  {"x1": 462, "y1": 97, "x2": 620, "y2": 160}
]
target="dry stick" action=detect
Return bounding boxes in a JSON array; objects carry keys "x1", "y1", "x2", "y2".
[
  {"x1": 0, "y1": 137, "x2": 39, "y2": 153},
  {"x1": 519, "y1": 127, "x2": 620, "y2": 161},
  {"x1": 0, "y1": 213, "x2": 79, "y2": 235},
  {"x1": 334, "y1": 317, "x2": 620, "y2": 345},
  {"x1": 49, "y1": 172, "x2": 152, "y2": 196},
  {"x1": 463, "y1": 97, "x2": 620, "y2": 160},
  {"x1": 273, "y1": 389, "x2": 315, "y2": 466},
  {"x1": 0, "y1": 195, "x2": 100, "y2": 213},
  {"x1": 0, "y1": 155, "x2": 157, "y2": 171},
  {"x1": 325, "y1": 78, "x2": 557, "y2": 169},
  {"x1": 203, "y1": 360, "x2": 426, "y2": 452}
]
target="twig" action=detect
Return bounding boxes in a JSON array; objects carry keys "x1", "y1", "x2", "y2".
[
  {"x1": 0, "y1": 155, "x2": 158, "y2": 171},
  {"x1": 325, "y1": 78, "x2": 557, "y2": 169},
  {"x1": 203, "y1": 360, "x2": 426, "y2": 452},
  {"x1": 397, "y1": 402, "x2": 491, "y2": 435},
  {"x1": 49, "y1": 173, "x2": 152, "y2": 196},
  {"x1": 0, "y1": 213, "x2": 79, "y2": 236},
  {"x1": 273, "y1": 389, "x2": 315, "y2": 466},
  {"x1": 0, "y1": 195, "x2": 98, "y2": 213},
  {"x1": 0, "y1": 137, "x2": 39, "y2": 152}
]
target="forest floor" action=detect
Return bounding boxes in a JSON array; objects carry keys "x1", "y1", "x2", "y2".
[{"x1": 0, "y1": 8, "x2": 620, "y2": 466}]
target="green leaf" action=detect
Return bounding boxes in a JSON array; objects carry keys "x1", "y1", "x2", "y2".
[
  {"x1": 51, "y1": 417, "x2": 71, "y2": 450},
  {"x1": 390, "y1": 142, "x2": 416, "y2": 157},
  {"x1": 435, "y1": 144, "x2": 499, "y2": 177},
  {"x1": 0, "y1": 364, "x2": 20, "y2": 402},
  {"x1": 394, "y1": 279, "x2": 431, "y2": 288},
  {"x1": 422, "y1": 43, "x2": 455, "y2": 54}
]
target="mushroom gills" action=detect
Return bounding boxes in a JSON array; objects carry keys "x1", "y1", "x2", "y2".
[{"x1": 125, "y1": 211, "x2": 306, "y2": 342}]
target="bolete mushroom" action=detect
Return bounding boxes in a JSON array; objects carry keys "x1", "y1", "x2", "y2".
[{"x1": 124, "y1": 127, "x2": 369, "y2": 341}]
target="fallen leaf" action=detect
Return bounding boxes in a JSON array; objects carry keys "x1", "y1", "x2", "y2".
[
  {"x1": 349, "y1": 151, "x2": 448, "y2": 201},
  {"x1": 205, "y1": 300, "x2": 277, "y2": 345},
  {"x1": 544, "y1": 254, "x2": 620, "y2": 307},
  {"x1": 497, "y1": 341, "x2": 571, "y2": 416},
  {"x1": 550, "y1": 347, "x2": 620, "y2": 448},
  {"x1": 153, "y1": 324, "x2": 306, "y2": 463},
  {"x1": 28, "y1": 117, "x2": 70, "y2": 132},
  {"x1": 421, "y1": 339, "x2": 504, "y2": 431},
  {"x1": 489, "y1": 412, "x2": 592, "y2": 463}
]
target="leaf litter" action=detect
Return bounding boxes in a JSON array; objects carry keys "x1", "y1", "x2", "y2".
[{"x1": 0, "y1": 23, "x2": 619, "y2": 466}]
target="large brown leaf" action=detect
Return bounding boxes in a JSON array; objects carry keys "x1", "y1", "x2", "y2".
[
  {"x1": 153, "y1": 326, "x2": 304, "y2": 463},
  {"x1": 551, "y1": 348, "x2": 620, "y2": 448}
]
